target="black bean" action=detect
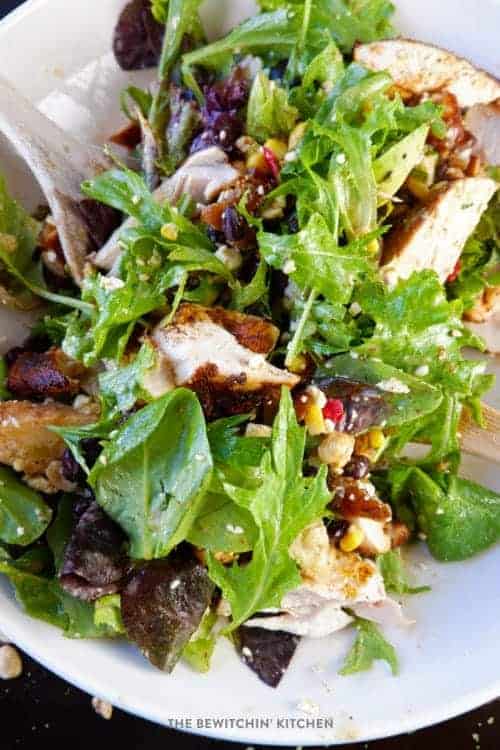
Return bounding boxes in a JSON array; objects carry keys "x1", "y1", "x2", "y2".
[
  {"x1": 222, "y1": 206, "x2": 248, "y2": 243},
  {"x1": 343, "y1": 454, "x2": 370, "y2": 480}
]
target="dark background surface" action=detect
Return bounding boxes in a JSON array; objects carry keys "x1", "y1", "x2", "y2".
[{"x1": 0, "y1": 0, "x2": 499, "y2": 748}]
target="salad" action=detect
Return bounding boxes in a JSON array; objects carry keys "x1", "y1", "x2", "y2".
[{"x1": 0, "y1": 0, "x2": 499, "y2": 689}]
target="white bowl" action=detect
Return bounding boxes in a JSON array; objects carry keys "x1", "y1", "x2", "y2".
[{"x1": 1, "y1": 0, "x2": 500, "y2": 745}]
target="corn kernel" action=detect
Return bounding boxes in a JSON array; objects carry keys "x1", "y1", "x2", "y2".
[
  {"x1": 340, "y1": 524, "x2": 365, "y2": 553},
  {"x1": 264, "y1": 138, "x2": 288, "y2": 161},
  {"x1": 161, "y1": 222, "x2": 178, "y2": 241},
  {"x1": 369, "y1": 428, "x2": 385, "y2": 450},
  {"x1": 288, "y1": 121, "x2": 307, "y2": 151},
  {"x1": 246, "y1": 147, "x2": 266, "y2": 171},
  {"x1": 366, "y1": 238, "x2": 380, "y2": 255},
  {"x1": 304, "y1": 403, "x2": 326, "y2": 436}
]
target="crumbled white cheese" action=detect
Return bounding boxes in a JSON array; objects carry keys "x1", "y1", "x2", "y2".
[
  {"x1": 336, "y1": 153, "x2": 346, "y2": 165},
  {"x1": 100, "y1": 276, "x2": 125, "y2": 291},
  {"x1": 414, "y1": 364, "x2": 430, "y2": 377},
  {"x1": 297, "y1": 698, "x2": 320, "y2": 716},
  {"x1": 170, "y1": 579, "x2": 181, "y2": 591},
  {"x1": 245, "y1": 423, "x2": 272, "y2": 438},
  {"x1": 241, "y1": 646, "x2": 253, "y2": 660},
  {"x1": 306, "y1": 385, "x2": 327, "y2": 409},
  {"x1": 226, "y1": 524, "x2": 244, "y2": 535},
  {"x1": 283, "y1": 259, "x2": 297, "y2": 275},
  {"x1": 376, "y1": 378, "x2": 410, "y2": 394},
  {"x1": 215, "y1": 244, "x2": 242, "y2": 271},
  {"x1": 349, "y1": 302, "x2": 362, "y2": 316}
]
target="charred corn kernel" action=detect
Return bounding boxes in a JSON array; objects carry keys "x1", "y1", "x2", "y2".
[
  {"x1": 340, "y1": 524, "x2": 365, "y2": 553},
  {"x1": 161, "y1": 222, "x2": 178, "y2": 241},
  {"x1": 288, "y1": 122, "x2": 307, "y2": 150},
  {"x1": 287, "y1": 353, "x2": 307, "y2": 373},
  {"x1": 369, "y1": 428, "x2": 385, "y2": 449},
  {"x1": 264, "y1": 138, "x2": 288, "y2": 161},
  {"x1": 304, "y1": 403, "x2": 326, "y2": 436},
  {"x1": 318, "y1": 432, "x2": 355, "y2": 468},
  {"x1": 246, "y1": 147, "x2": 267, "y2": 171},
  {"x1": 214, "y1": 550, "x2": 237, "y2": 564}
]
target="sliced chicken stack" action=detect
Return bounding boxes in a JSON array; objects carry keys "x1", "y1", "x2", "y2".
[
  {"x1": 354, "y1": 40, "x2": 500, "y2": 332},
  {"x1": 143, "y1": 303, "x2": 299, "y2": 418}
]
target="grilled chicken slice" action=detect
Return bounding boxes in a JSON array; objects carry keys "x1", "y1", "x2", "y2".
[
  {"x1": 0, "y1": 400, "x2": 98, "y2": 493},
  {"x1": 7, "y1": 347, "x2": 85, "y2": 401},
  {"x1": 144, "y1": 303, "x2": 299, "y2": 418},
  {"x1": 381, "y1": 177, "x2": 498, "y2": 285},
  {"x1": 93, "y1": 147, "x2": 240, "y2": 271},
  {"x1": 244, "y1": 520, "x2": 405, "y2": 637},
  {"x1": 465, "y1": 101, "x2": 500, "y2": 166},
  {"x1": 354, "y1": 40, "x2": 500, "y2": 108},
  {"x1": 465, "y1": 313, "x2": 500, "y2": 354}
]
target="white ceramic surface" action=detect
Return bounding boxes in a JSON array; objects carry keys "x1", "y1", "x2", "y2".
[{"x1": 0, "y1": 0, "x2": 499, "y2": 744}]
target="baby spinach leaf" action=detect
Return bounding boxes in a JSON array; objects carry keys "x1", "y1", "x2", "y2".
[
  {"x1": 90, "y1": 389, "x2": 212, "y2": 560},
  {"x1": 207, "y1": 388, "x2": 330, "y2": 630},
  {"x1": 340, "y1": 616, "x2": 399, "y2": 676},
  {"x1": 404, "y1": 469, "x2": 500, "y2": 562},
  {"x1": 0, "y1": 467, "x2": 52, "y2": 547}
]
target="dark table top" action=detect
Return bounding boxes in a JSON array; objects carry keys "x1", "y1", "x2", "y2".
[{"x1": 1, "y1": 0, "x2": 499, "y2": 747}]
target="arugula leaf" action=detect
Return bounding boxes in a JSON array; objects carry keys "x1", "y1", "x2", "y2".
[
  {"x1": 340, "y1": 616, "x2": 399, "y2": 676},
  {"x1": 0, "y1": 467, "x2": 52, "y2": 547},
  {"x1": 0, "y1": 174, "x2": 89, "y2": 312},
  {"x1": 65, "y1": 168, "x2": 230, "y2": 364},
  {"x1": 94, "y1": 594, "x2": 125, "y2": 636},
  {"x1": 246, "y1": 72, "x2": 298, "y2": 142},
  {"x1": 182, "y1": 9, "x2": 299, "y2": 98},
  {"x1": 290, "y1": 42, "x2": 344, "y2": 118},
  {"x1": 90, "y1": 389, "x2": 212, "y2": 560},
  {"x1": 259, "y1": 213, "x2": 374, "y2": 305},
  {"x1": 182, "y1": 608, "x2": 217, "y2": 672},
  {"x1": 355, "y1": 271, "x2": 490, "y2": 402},
  {"x1": 98, "y1": 341, "x2": 156, "y2": 416},
  {"x1": 149, "y1": 0, "x2": 205, "y2": 168},
  {"x1": 207, "y1": 388, "x2": 330, "y2": 630},
  {"x1": 377, "y1": 549, "x2": 429, "y2": 595},
  {"x1": 448, "y1": 194, "x2": 500, "y2": 311},
  {"x1": 231, "y1": 257, "x2": 269, "y2": 311}
]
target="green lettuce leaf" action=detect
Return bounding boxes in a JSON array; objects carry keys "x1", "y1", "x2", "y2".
[
  {"x1": 90, "y1": 389, "x2": 212, "y2": 560},
  {"x1": 377, "y1": 549, "x2": 429, "y2": 595},
  {"x1": 399, "y1": 468, "x2": 500, "y2": 561},
  {"x1": 94, "y1": 594, "x2": 125, "y2": 636},
  {"x1": 340, "y1": 616, "x2": 399, "y2": 675},
  {"x1": 207, "y1": 388, "x2": 330, "y2": 630},
  {"x1": 246, "y1": 71, "x2": 298, "y2": 142},
  {"x1": 182, "y1": 608, "x2": 218, "y2": 672}
]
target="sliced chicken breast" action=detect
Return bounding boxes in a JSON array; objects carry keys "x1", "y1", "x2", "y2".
[
  {"x1": 93, "y1": 147, "x2": 240, "y2": 271},
  {"x1": 143, "y1": 304, "x2": 298, "y2": 417},
  {"x1": 382, "y1": 177, "x2": 498, "y2": 285},
  {"x1": 0, "y1": 400, "x2": 98, "y2": 493},
  {"x1": 465, "y1": 101, "x2": 500, "y2": 166},
  {"x1": 465, "y1": 312, "x2": 500, "y2": 354},
  {"x1": 354, "y1": 40, "x2": 500, "y2": 109},
  {"x1": 244, "y1": 520, "x2": 404, "y2": 638}
]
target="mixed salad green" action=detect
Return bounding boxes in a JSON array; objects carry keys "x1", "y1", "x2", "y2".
[{"x1": 0, "y1": 0, "x2": 499, "y2": 687}]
